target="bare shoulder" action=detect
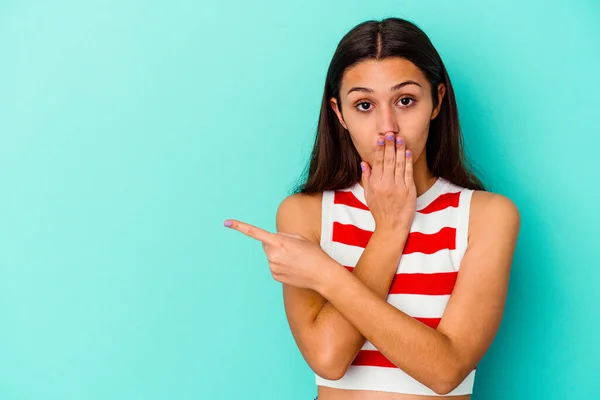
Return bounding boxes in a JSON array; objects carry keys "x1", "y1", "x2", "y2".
[
  {"x1": 275, "y1": 191, "x2": 323, "y2": 243},
  {"x1": 468, "y1": 190, "x2": 521, "y2": 243}
]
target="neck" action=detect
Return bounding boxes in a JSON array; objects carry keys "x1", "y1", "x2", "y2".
[{"x1": 412, "y1": 156, "x2": 438, "y2": 197}]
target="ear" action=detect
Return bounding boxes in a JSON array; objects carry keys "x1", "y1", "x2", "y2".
[
  {"x1": 430, "y1": 83, "x2": 446, "y2": 120},
  {"x1": 330, "y1": 97, "x2": 348, "y2": 130}
]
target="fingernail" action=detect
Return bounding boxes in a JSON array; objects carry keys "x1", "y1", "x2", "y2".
[
  {"x1": 224, "y1": 220, "x2": 232, "y2": 227},
  {"x1": 386, "y1": 133, "x2": 394, "y2": 140},
  {"x1": 396, "y1": 137, "x2": 404, "y2": 144},
  {"x1": 406, "y1": 150, "x2": 412, "y2": 157},
  {"x1": 377, "y1": 138, "x2": 385, "y2": 145}
]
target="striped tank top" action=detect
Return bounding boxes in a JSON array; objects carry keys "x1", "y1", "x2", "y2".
[{"x1": 315, "y1": 176, "x2": 476, "y2": 396}]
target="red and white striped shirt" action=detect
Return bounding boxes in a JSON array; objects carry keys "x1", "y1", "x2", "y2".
[{"x1": 315, "y1": 177, "x2": 476, "y2": 396}]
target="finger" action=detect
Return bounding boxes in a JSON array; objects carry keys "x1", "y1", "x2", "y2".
[
  {"x1": 404, "y1": 149, "x2": 414, "y2": 188},
  {"x1": 382, "y1": 132, "x2": 396, "y2": 180},
  {"x1": 278, "y1": 232, "x2": 304, "y2": 240},
  {"x1": 360, "y1": 161, "x2": 371, "y2": 202},
  {"x1": 224, "y1": 219, "x2": 278, "y2": 246},
  {"x1": 360, "y1": 161, "x2": 371, "y2": 183},
  {"x1": 394, "y1": 136, "x2": 406, "y2": 185},
  {"x1": 373, "y1": 136, "x2": 385, "y2": 180}
]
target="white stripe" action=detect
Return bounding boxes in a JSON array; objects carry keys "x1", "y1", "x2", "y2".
[
  {"x1": 362, "y1": 341, "x2": 378, "y2": 351},
  {"x1": 320, "y1": 190, "x2": 335, "y2": 257},
  {"x1": 331, "y1": 243, "x2": 458, "y2": 274},
  {"x1": 386, "y1": 293, "x2": 450, "y2": 318},
  {"x1": 316, "y1": 366, "x2": 475, "y2": 396},
  {"x1": 411, "y1": 206, "x2": 458, "y2": 235},
  {"x1": 456, "y1": 189, "x2": 474, "y2": 264}
]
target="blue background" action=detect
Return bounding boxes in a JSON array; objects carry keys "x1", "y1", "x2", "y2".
[{"x1": 1, "y1": 0, "x2": 599, "y2": 398}]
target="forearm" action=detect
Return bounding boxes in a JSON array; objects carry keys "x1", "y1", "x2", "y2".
[
  {"x1": 318, "y1": 266, "x2": 462, "y2": 393},
  {"x1": 310, "y1": 228, "x2": 408, "y2": 375}
]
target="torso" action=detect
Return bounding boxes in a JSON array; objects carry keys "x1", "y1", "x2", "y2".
[{"x1": 296, "y1": 180, "x2": 485, "y2": 400}]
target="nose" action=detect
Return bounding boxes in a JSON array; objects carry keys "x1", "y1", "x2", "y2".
[{"x1": 375, "y1": 104, "x2": 399, "y2": 135}]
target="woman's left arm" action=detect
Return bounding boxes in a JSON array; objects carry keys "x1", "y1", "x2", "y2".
[{"x1": 316, "y1": 191, "x2": 520, "y2": 395}]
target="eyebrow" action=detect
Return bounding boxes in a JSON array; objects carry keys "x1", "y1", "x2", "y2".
[{"x1": 346, "y1": 80, "x2": 422, "y2": 96}]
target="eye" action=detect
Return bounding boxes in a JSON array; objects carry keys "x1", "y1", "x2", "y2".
[
  {"x1": 355, "y1": 101, "x2": 372, "y2": 112},
  {"x1": 398, "y1": 97, "x2": 416, "y2": 107}
]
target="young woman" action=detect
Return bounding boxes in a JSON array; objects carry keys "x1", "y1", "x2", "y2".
[{"x1": 225, "y1": 17, "x2": 520, "y2": 399}]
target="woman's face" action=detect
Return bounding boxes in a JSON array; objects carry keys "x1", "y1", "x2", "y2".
[{"x1": 330, "y1": 57, "x2": 445, "y2": 168}]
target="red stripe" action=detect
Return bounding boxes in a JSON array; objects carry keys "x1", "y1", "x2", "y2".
[
  {"x1": 418, "y1": 192, "x2": 460, "y2": 214},
  {"x1": 334, "y1": 190, "x2": 369, "y2": 210},
  {"x1": 333, "y1": 223, "x2": 455, "y2": 255},
  {"x1": 352, "y1": 350, "x2": 396, "y2": 368},
  {"x1": 343, "y1": 267, "x2": 458, "y2": 296},
  {"x1": 403, "y1": 227, "x2": 456, "y2": 254},
  {"x1": 352, "y1": 350, "x2": 477, "y2": 371},
  {"x1": 332, "y1": 222, "x2": 373, "y2": 248},
  {"x1": 390, "y1": 271, "x2": 458, "y2": 295}
]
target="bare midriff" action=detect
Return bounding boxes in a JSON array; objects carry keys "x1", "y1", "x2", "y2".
[{"x1": 317, "y1": 387, "x2": 470, "y2": 400}]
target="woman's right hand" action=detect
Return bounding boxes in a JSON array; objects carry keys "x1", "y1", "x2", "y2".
[{"x1": 361, "y1": 132, "x2": 417, "y2": 234}]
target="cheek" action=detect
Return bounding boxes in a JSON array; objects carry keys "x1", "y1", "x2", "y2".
[
  {"x1": 398, "y1": 113, "x2": 431, "y2": 147},
  {"x1": 344, "y1": 116, "x2": 372, "y2": 148},
  {"x1": 345, "y1": 130, "x2": 376, "y2": 164}
]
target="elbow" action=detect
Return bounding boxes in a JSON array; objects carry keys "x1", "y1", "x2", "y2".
[
  {"x1": 431, "y1": 380, "x2": 459, "y2": 396},
  {"x1": 314, "y1": 366, "x2": 346, "y2": 381},
  {"x1": 429, "y1": 362, "x2": 470, "y2": 395},
  {"x1": 311, "y1": 350, "x2": 347, "y2": 381}
]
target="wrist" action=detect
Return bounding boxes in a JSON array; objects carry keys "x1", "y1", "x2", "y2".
[
  {"x1": 372, "y1": 226, "x2": 410, "y2": 243},
  {"x1": 316, "y1": 259, "x2": 347, "y2": 297}
]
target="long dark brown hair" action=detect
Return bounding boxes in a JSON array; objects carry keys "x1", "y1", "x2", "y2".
[{"x1": 292, "y1": 17, "x2": 485, "y2": 194}]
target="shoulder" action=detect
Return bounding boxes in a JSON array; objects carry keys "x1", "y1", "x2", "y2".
[
  {"x1": 468, "y1": 190, "x2": 521, "y2": 243},
  {"x1": 469, "y1": 190, "x2": 520, "y2": 223},
  {"x1": 275, "y1": 192, "x2": 323, "y2": 243}
]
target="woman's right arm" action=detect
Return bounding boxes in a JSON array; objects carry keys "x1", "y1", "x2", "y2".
[{"x1": 277, "y1": 193, "x2": 407, "y2": 380}]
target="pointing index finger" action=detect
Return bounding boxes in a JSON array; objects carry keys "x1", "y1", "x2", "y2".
[{"x1": 224, "y1": 219, "x2": 278, "y2": 245}]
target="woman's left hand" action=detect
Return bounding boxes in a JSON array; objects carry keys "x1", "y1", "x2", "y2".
[{"x1": 224, "y1": 219, "x2": 338, "y2": 292}]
